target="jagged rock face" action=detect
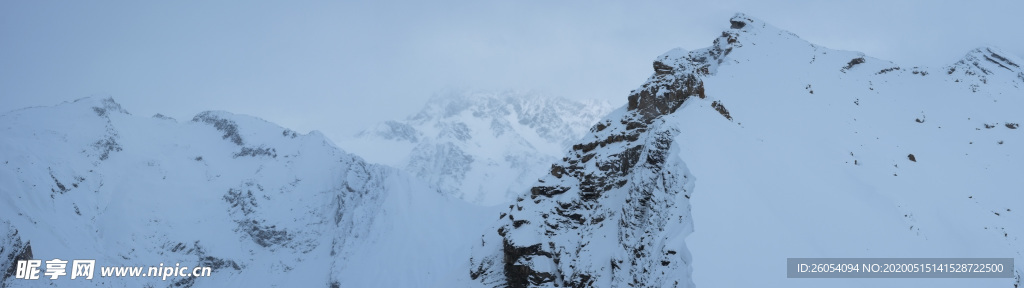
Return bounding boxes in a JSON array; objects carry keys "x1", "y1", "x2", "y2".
[
  {"x1": 0, "y1": 222, "x2": 32, "y2": 284},
  {"x1": 470, "y1": 99, "x2": 696, "y2": 287},
  {"x1": 469, "y1": 13, "x2": 757, "y2": 288}
]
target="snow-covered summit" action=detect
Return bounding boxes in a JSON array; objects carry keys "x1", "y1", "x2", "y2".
[
  {"x1": 342, "y1": 90, "x2": 613, "y2": 205},
  {"x1": 3, "y1": 11, "x2": 1024, "y2": 288},
  {"x1": 0, "y1": 97, "x2": 495, "y2": 287},
  {"x1": 669, "y1": 13, "x2": 1024, "y2": 288},
  {"x1": 946, "y1": 46, "x2": 1024, "y2": 90},
  {"x1": 471, "y1": 13, "x2": 1024, "y2": 288}
]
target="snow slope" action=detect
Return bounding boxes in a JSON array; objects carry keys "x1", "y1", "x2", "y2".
[
  {"x1": 2, "y1": 12, "x2": 1022, "y2": 288},
  {"x1": 674, "y1": 14, "x2": 1024, "y2": 288},
  {"x1": 341, "y1": 90, "x2": 612, "y2": 206},
  {"x1": 0, "y1": 98, "x2": 496, "y2": 287},
  {"x1": 471, "y1": 13, "x2": 1023, "y2": 288}
]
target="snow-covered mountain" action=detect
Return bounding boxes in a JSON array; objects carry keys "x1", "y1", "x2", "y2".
[
  {"x1": 3, "y1": 12, "x2": 1023, "y2": 288},
  {"x1": 470, "y1": 13, "x2": 1023, "y2": 288},
  {"x1": 0, "y1": 98, "x2": 496, "y2": 287},
  {"x1": 341, "y1": 91, "x2": 613, "y2": 205}
]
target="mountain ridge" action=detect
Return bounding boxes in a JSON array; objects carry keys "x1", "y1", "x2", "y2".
[
  {"x1": 2, "y1": 11, "x2": 1023, "y2": 288},
  {"x1": 0, "y1": 97, "x2": 496, "y2": 287},
  {"x1": 469, "y1": 12, "x2": 1024, "y2": 288}
]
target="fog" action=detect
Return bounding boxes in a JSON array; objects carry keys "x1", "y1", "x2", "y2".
[{"x1": 2, "y1": 0, "x2": 1021, "y2": 143}]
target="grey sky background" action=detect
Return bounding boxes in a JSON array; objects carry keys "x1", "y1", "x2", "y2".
[{"x1": 2, "y1": 0, "x2": 1021, "y2": 144}]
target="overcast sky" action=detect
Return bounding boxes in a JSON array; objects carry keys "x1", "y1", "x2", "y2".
[{"x1": 2, "y1": 0, "x2": 1021, "y2": 143}]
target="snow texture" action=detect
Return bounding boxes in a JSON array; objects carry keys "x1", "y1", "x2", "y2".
[
  {"x1": 0, "y1": 97, "x2": 496, "y2": 287},
  {"x1": 342, "y1": 90, "x2": 612, "y2": 206},
  {"x1": 470, "y1": 13, "x2": 1023, "y2": 288},
  {"x1": 3, "y1": 12, "x2": 1024, "y2": 288}
]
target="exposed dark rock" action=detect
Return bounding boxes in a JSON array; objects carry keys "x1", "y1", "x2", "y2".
[
  {"x1": 531, "y1": 185, "x2": 570, "y2": 197},
  {"x1": 550, "y1": 164, "x2": 566, "y2": 178},
  {"x1": 988, "y1": 51, "x2": 1020, "y2": 68},
  {"x1": 49, "y1": 169, "x2": 68, "y2": 194},
  {"x1": 2, "y1": 238, "x2": 31, "y2": 284},
  {"x1": 193, "y1": 111, "x2": 244, "y2": 146},
  {"x1": 627, "y1": 73, "x2": 702, "y2": 123},
  {"x1": 153, "y1": 113, "x2": 175, "y2": 120},
  {"x1": 234, "y1": 146, "x2": 277, "y2": 158},
  {"x1": 503, "y1": 238, "x2": 554, "y2": 288},
  {"x1": 877, "y1": 67, "x2": 901, "y2": 74},
  {"x1": 513, "y1": 220, "x2": 530, "y2": 228},
  {"x1": 654, "y1": 61, "x2": 675, "y2": 75},
  {"x1": 91, "y1": 97, "x2": 130, "y2": 117},
  {"x1": 93, "y1": 136, "x2": 123, "y2": 161},
  {"x1": 165, "y1": 241, "x2": 243, "y2": 288},
  {"x1": 224, "y1": 188, "x2": 259, "y2": 216},
  {"x1": 236, "y1": 219, "x2": 293, "y2": 248},
  {"x1": 842, "y1": 57, "x2": 866, "y2": 71},
  {"x1": 730, "y1": 20, "x2": 746, "y2": 29},
  {"x1": 475, "y1": 13, "x2": 747, "y2": 288},
  {"x1": 711, "y1": 101, "x2": 733, "y2": 121}
]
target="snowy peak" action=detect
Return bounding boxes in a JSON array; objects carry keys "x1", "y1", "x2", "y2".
[
  {"x1": 723, "y1": 13, "x2": 807, "y2": 49},
  {"x1": 2, "y1": 97, "x2": 374, "y2": 287},
  {"x1": 408, "y1": 91, "x2": 612, "y2": 146},
  {"x1": 722, "y1": 13, "x2": 1024, "y2": 91},
  {"x1": 190, "y1": 110, "x2": 334, "y2": 160},
  {"x1": 1, "y1": 97, "x2": 495, "y2": 287},
  {"x1": 0, "y1": 97, "x2": 132, "y2": 163},
  {"x1": 467, "y1": 14, "x2": 816, "y2": 287},
  {"x1": 358, "y1": 120, "x2": 420, "y2": 143},
  {"x1": 958, "y1": 46, "x2": 1023, "y2": 74},
  {"x1": 359, "y1": 90, "x2": 611, "y2": 148},
  {"x1": 472, "y1": 12, "x2": 1024, "y2": 288},
  {"x1": 635, "y1": 13, "x2": 806, "y2": 122},
  {"x1": 88, "y1": 97, "x2": 131, "y2": 117},
  {"x1": 629, "y1": 14, "x2": 768, "y2": 124},
  {"x1": 947, "y1": 46, "x2": 1024, "y2": 89},
  {"x1": 727, "y1": 13, "x2": 773, "y2": 34},
  {"x1": 668, "y1": 14, "x2": 1024, "y2": 288},
  {"x1": 469, "y1": 17, "x2": 720, "y2": 285},
  {"x1": 343, "y1": 90, "x2": 612, "y2": 205}
]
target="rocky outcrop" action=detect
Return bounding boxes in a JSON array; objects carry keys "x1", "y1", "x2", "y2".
[
  {"x1": 194, "y1": 111, "x2": 245, "y2": 146},
  {"x1": 946, "y1": 47, "x2": 1024, "y2": 91},
  {"x1": 1, "y1": 223, "x2": 32, "y2": 285},
  {"x1": 471, "y1": 12, "x2": 757, "y2": 288}
]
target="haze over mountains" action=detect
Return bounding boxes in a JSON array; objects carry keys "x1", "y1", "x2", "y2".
[
  {"x1": 2, "y1": 13, "x2": 1022, "y2": 288},
  {"x1": 342, "y1": 90, "x2": 612, "y2": 205}
]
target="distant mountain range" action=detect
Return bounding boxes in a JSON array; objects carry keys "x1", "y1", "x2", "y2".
[
  {"x1": 2, "y1": 13, "x2": 1022, "y2": 288},
  {"x1": 341, "y1": 90, "x2": 612, "y2": 205}
]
